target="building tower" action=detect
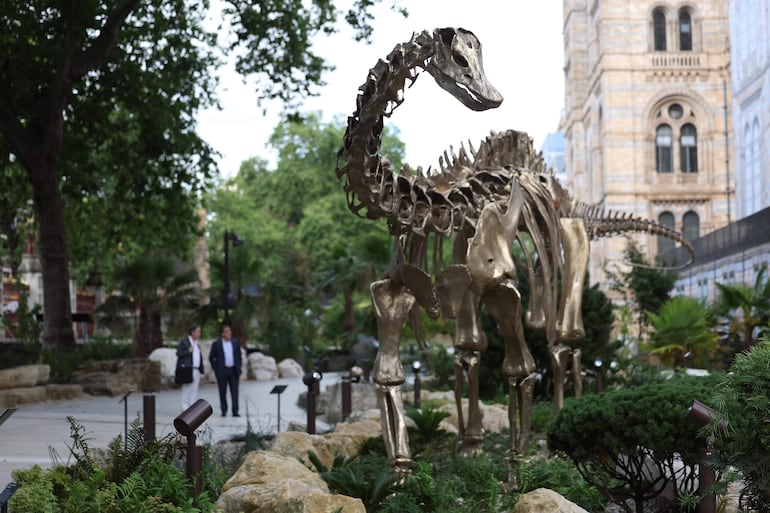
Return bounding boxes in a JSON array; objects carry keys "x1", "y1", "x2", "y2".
[
  {"x1": 730, "y1": 0, "x2": 770, "y2": 220},
  {"x1": 561, "y1": 0, "x2": 733, "y2": 286}
]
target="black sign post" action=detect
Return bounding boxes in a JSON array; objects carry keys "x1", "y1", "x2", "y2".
[{"x1": 270, "y1": 385, "x2": 288, "y2": 432}]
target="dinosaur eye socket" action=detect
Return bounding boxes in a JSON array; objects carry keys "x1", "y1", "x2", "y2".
[
  {"x1": 452, "y1": 52, "x2": 469, "y2": 68},
  {"x1": 439, "y1": 29, "x2": 455, "y2": 46}
]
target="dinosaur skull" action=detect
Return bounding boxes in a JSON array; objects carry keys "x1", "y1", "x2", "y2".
[{"x1": 426, "y1": 28, "x2": 503, "y2": 111}]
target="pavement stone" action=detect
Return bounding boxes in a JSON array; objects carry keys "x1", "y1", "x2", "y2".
[{"x1": 0, "y1": 373, "x2": 344, "y2": 488}]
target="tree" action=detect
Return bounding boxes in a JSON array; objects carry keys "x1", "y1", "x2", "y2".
[
  {"x1": 0, "y1": 1, "x2": 399, "y2": 350},
  {"x1": 608, "y1": 239, "x2": 678, "y2": 339},
  {"x1": 643, "y1": 296, "x2": 718, "y2": 369},
  {"x1": 96, "y1": 255, "x2": 202, "y2": 357},
  {"x1": 206, "y1": 114, "x2": 401, "y2": 351},
  {"x1": 712, "y1": 266, "x2": 770, "y2": 353}
]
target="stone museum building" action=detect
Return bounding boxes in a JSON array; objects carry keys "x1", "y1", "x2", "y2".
[{"x1": 560, "y1": 0, "x2": 733, "y2": 287}]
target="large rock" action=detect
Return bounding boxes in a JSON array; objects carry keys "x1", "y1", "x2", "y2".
[
  {"x1": 318, "y1": 381, "x2": 379, "y2": 423},
  {"x1": 0, "y1": 386, "x2": 47, "y2": 405},
  {"x1": 45, "y1": 384, "x2": 83, "y2": 401},
  {"x1": 70, "y1": 358, "x2": 160, "y2": 396},
  {"x1": 215, "y1": 450, "x2": 366, "y2": 513},
  {"x1": 0, "y1": 364, "x2": 50, "y2": 389},
  {"x1": 512, "y1": 488, "x2": 589, "y2": 513},
  {"x1": 248, "y1": 352, "x2": 278, "y2": 381},
  {"x1": 148, "y1": 347, "x2": 177, "y2": 387},
  {"x1": 438, "y1": 398, "x2": 510, "y2": 434},
  {"x1": 277, "y1": 358, "x2": 304, "y2": 378},
  {"x1": 270, "y1": 419, "x2": 381, "y2": 469}
]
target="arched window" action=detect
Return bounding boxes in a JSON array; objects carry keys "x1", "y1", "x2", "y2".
[
  {"x1": 683, "y1": 211, "x2": 700, "y2": 241},
  {"x1": 656, "y1": 124, "x2": 673, "y2": 173},
  {"x1": 658, "y1": 211, "x2": 676, "y2": 255},
  {"x1": 654, "y1": 10, "x2": 667, "y2": 51},
  {"x1": 679, "y1": 10, "x2": 692, "y2": 51},
  {"x1": 680, "y1": 124, "x2": 697, "y2": 172}
]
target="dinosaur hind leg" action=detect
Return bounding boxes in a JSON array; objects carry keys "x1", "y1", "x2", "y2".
[{"x1": 483, "y1": 280, "x2": 535, "y2": 454}]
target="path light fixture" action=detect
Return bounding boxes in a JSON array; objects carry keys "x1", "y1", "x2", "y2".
[
  {"x1": 223, "y1": 230, "x2": 243, "y2": 325},
  {"x1": 412, "y1": 360, "x2": 422, "y2": 409},
  {"x1": 685, "y1": 400, "x2": 727, "y2": 513},
  {"x1": 593, "y1": 358, "x2": 604, "y2": 393},
  {"x1": 174, "y1": 399, "x2": 213, "y2": 498},
  {"x1": 303, "y1": 370, "x2": 323, "y2": 434},
  {"x1": 270, "y1": 385, "x2": 288, "y2": 432}
]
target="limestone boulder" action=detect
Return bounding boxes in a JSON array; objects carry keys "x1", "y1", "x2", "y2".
[
  {"x1": 512, "y1": 488, "x2": 589, "y2": 513},
  {"x1": 1, "y1": 386, "x2": 46, "y2": 405},
  {"x1": 0, "y1": 364, "x2": 50, "y2": 389},
  {"x1": 270, "y1": 418, "x2": 380, "y2": 469},
  {"x1": 148, "y1": 347, "x2": 177, "y2": 387},
  {"x1": 215, "y1": 450, "x2": 364, "y2": 513},
  {"x1": 436, "y1": 399, "x2": 509, "y2": 434},
  {"x1": 45, "y1": 384, "x2": 83, "y2": 401},
  {"x1": 248, "y1": 352, "x2": 278, "y2": 381},
  {"x1": 318, "y1": 381, "x2": 379, "y2": 423},
  {"x1": 70, "y1": 358, "x2": 160, "y2": 396},
  {"x1": 277, "y1": 358, "x2": 304, "y2": 378}
]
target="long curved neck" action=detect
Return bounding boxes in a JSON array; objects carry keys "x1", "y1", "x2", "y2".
[{"x1": 336, "y1": 30, "x2": 435, "y2": 219}]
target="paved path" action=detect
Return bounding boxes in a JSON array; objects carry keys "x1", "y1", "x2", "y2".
[{"x1": 0, "y1": 373, "x2": 341, "y2": 488}]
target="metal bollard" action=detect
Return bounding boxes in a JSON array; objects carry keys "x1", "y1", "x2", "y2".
[
  {"x1": 303, "y1": 370, "x2": 323, "y2": 434},
  {"x1": 341, "y1": 375, "x2": 352, "y2": 421},
  {"x1": 143, "y1": 392, "x2": 156, "y2": 442}
]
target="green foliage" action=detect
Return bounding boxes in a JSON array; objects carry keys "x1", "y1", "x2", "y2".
[
  {"x1": 515, "y1": 455, "x2": 607, "y2": 512},
  {"x1": 711, "y1": 267, "x2": 770, "y2": 354},
  {"x1": 40, "y1": 338, "x2": 134, "y2": 384},
  {"x1": 0, "y1": 285, "x2": 43, "y2": 345},
  {"x1": 608, "y1": 239, "x2": 678, "y2": 337},
  {"x1": 309, "y1": 452, "x2": 402, "y2": 512},
  {"x1": 547, "y1": 375, "x2": 722, "y2": 511},
  {"x1": 426, "y1": 345, "x2": 454, "y2": 389},
  {"x1": 8, "y1": 465, "x2": 58, "y2": 513},
  {"x1": 643, "y1": 296, "x2": 718, "y2": 369},
  {"x1": 97, "y1": 255, "x2": 204, "y2": 356},
  {"x1": 709, "y1": 342, "x2": 770, "y2": 512},
  {"x1": 11, "y1": 416, "x2": 214, "y2": 512}
]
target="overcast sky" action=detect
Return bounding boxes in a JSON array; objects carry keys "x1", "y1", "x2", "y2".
[{"x1": 197, "y1": 1, "x2": 565, "y2": 178}]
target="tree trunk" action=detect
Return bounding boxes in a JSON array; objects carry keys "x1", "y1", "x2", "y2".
[{"x1": 31, "y1": 163, "x2": 76, "y2": 350}]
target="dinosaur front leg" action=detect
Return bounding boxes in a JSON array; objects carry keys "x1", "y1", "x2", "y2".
[
  {"x1": 484, "y1": 280, "x2": 535, "y2": 454},
  {"x1": 370, "y1": 279, "x2": 416, "y2": 470}
]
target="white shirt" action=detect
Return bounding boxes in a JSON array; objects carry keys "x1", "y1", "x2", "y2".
[
  {"x1": 222, "y1": 339, "x2": 235, "y2": 368},
  {"x1": 190, "y1": 337, "x2": 201, "y2": 369}
]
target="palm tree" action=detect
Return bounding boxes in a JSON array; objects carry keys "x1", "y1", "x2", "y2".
[
  {"x1": 712, "y1": 267, "x2": 770, "y2": 352},
  {"x1": 97, "y1": 256, "x2": 203, "y2": 357},
  {"x1": 644, "y1": 296, "x2": 718, "y2": 369}
]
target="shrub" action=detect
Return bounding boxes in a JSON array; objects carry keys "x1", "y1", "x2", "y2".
[
  {"x1": 709, "y1": 342, "x2": 770, "y2": 512},
  {"x1": 547, "y1": 374, "x2": 722, "y2": 513}
]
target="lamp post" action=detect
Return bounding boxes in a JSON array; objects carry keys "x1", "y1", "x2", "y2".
[
  {"x1": 303, "y1": 370, "x2": 323, "y2": 434},
  {"x1": 594, "y1": 358, "x2": 604, "y2": 393},
  {"x1": 223, "y1": 230, "x2": 243, "y2": 325},
  {"x1": 412, "y1": 360, "x2": 422, "y2": 409}
]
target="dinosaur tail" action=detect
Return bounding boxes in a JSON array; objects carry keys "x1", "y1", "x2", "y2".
[{"x1": 571, "y1": 202, "x2": 695, "y2": 270}]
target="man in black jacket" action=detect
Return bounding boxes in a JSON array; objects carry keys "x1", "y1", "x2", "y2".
[
  {"x1": 209, "y1": 324, "x2": 242, "y2": 417},
  {"x1": 177, "y1": 325, "x2": 204, "y2": 411}
]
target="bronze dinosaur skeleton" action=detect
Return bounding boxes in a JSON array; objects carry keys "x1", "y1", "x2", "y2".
[{"x1": 336, "y1": 27, "x2": 694, "y2": 470}]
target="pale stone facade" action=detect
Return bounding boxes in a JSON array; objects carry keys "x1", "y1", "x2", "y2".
[
  {"x1": 730, "y1": 0, "x2": 770, "y2": 220},
  {"x1": 561, "y1": 0, "x2": 733, "y2": 287}
]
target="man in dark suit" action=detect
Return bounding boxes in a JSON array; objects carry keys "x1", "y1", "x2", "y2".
[{"x1": 209, "y1": 324, "x2": 242, "y2": 417}]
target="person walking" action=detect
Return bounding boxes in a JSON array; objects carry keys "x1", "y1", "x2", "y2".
[
  {"x1": 177, "y1": 325, "x2": 204, "y2": 411},
  {"x1": 209, "y1": 324, "x2": 242, "y2": 417}
]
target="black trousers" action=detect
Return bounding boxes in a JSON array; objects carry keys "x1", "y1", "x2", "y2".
[{"x1": 217, "y1": 367, "x2": 239, "y2": 415}]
